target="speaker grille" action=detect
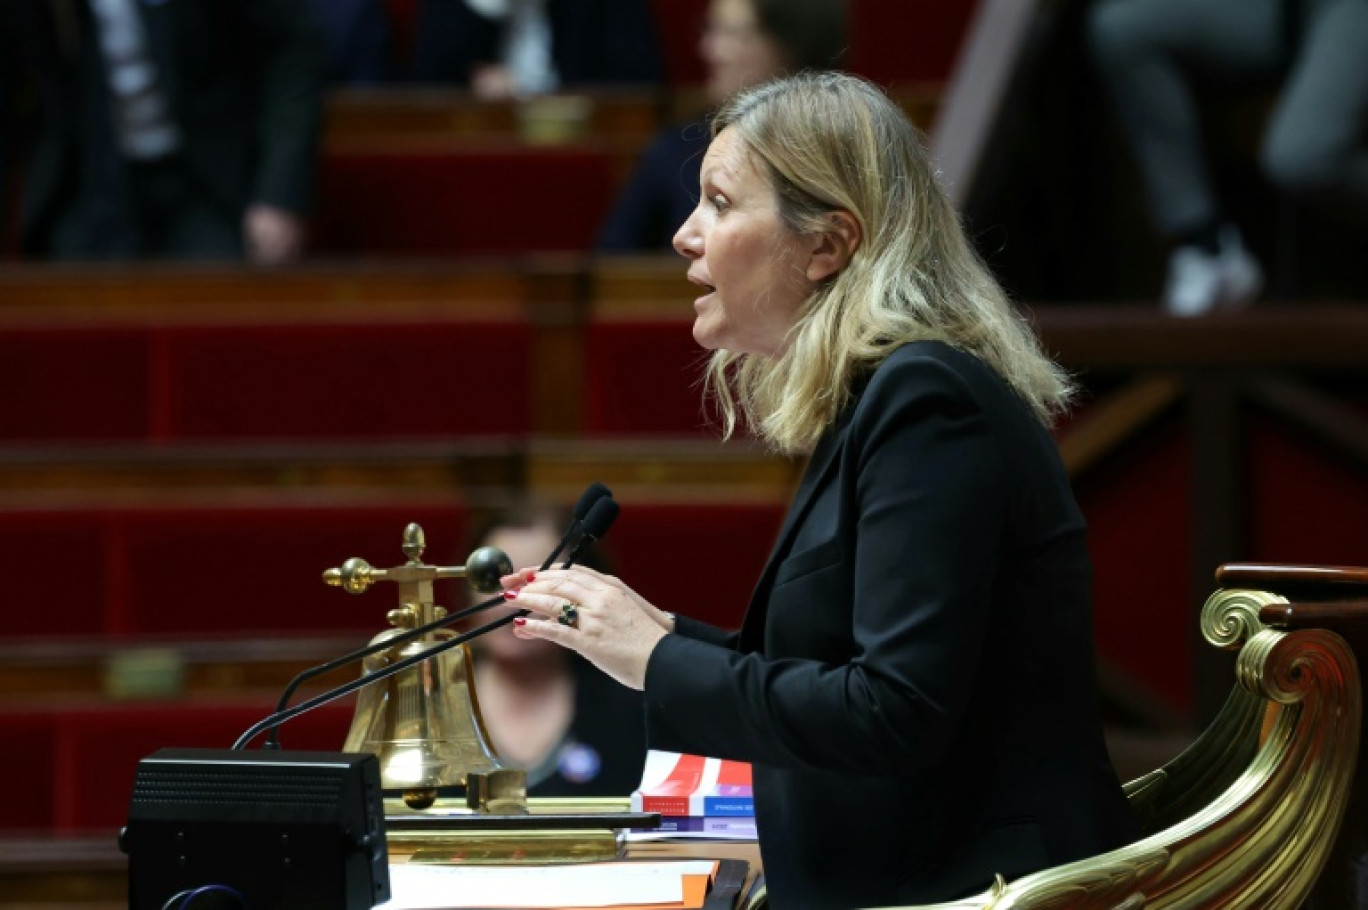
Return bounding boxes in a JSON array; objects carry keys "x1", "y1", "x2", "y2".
[{"x1": 133, "y1": 768, "x2": 344, "y2": 808}]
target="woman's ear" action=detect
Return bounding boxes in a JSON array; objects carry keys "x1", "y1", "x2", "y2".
[{"x1": 806, "y1": 210, "x2": 862, "y2": 283}]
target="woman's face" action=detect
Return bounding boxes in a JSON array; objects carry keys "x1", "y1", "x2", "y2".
[
  {"x1": 701, "y1": 0, "x2": 786, "y2": 103},
  {"x1": 672, "y1": 127, "x2": 818, "y2": 357}
]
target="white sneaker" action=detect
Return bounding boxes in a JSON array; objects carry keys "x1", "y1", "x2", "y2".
[{"x1": 1162, "y1": 227, "x2": 1264, "y2": 317}]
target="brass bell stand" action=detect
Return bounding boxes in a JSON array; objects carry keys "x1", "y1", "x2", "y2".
[
  {"x1": 325, "y1": 522, "x2": 523, "y2": 813},
  {"x1": 317, "y1": 523, "x2": 656, "y2": 864}
]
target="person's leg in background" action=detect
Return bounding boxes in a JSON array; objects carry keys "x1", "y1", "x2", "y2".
[
  {"x1": 1260, "y1": 0, "x2": 1368, "y2": 205},
  {"x1": 1086, "y1": 0, "x2": 1284, "y2": 315}
]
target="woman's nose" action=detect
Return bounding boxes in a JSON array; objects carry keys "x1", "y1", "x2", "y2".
[{"x1": 673, "y1": 210, "x2": 703, "y2": 260}]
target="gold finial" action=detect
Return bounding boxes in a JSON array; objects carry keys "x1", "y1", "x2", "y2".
[
  {"x1": 402, "y1": 523, "x2": 425, "y2": 564},
  {"x1": 322, "y1": 556, "x2": 382, "y2": 594},
  {"x1": 387, "y1": 605, "x2": 418, "y2": 629}
]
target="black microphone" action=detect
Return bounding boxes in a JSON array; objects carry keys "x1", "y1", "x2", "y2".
[
  {"x1": 250, "y1": 485, "x2": 616, "y2": 750},
  {"x1": 561, "y1": 496, "x2": 620, "y2": 568},
  {"x1": 540, "y1": 482, "x2": 612, "y2": 571}
]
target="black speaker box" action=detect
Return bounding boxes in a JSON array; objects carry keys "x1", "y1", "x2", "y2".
[{"x1": 119, "y1": 748, "x2": 390, "y2": 910}]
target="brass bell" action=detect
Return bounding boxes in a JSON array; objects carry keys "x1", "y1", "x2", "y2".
[
  {"x1": 343, "y1": 629, "x2": 514, "y2": 810},
  {"x1": 325, "y1": 523, "x2": 526, "y2": 811}
]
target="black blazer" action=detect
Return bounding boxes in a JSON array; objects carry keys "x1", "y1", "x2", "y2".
[
  {"x1": 644, "y1": 341, "x2": 1136, "y2": 909},
  {"x1": 0, "y1": 0, "x2": 325, "y2": 252}
]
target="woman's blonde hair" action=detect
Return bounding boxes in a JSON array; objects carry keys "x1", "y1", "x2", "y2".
[{"x1": 703, "y1": 71, "x2": 1073, "y2": 453}]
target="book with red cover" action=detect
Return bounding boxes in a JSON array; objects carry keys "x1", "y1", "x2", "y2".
[{"x1": 630, "y1": 750, "x2": 754, "y2": 817}]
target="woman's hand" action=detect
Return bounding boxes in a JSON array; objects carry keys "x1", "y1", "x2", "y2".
[{"x1": 499, "y1": 566, "x2": 675, "y2": 690}]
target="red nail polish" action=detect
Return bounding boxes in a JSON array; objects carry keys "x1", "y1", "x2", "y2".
[
  {"x1": 525, "y1": 571, "x2": 537, "y2": 581},
  {"x1": 503, "y1": 590, "x2": 518, "y2": 600},
  {"x1": 513, "y1": 617, "x2": 526, "y2": 627}
]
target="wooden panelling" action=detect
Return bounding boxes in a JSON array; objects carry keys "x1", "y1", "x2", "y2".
[
  {"x1": 324, "y1": 88, "x2": 664, "y2": 185},
  {"x1": 1032, "y1": 303, "x2": 1368, "y2": 368},
  {"x1": 0, "y1": 440, "x2": 522, "y2": 497},
  {"x1": 0, "y1": 262, "x2": 525, "y2": 318},
  {"x1": 525, "y1": 438, "x2": 801, "y2": 504},
  {"x1": 0, "y1": 637, "x2": 360, "y2": 702}
]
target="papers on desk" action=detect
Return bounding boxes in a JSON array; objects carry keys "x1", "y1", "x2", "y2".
[
  {"x1": 624, "y1": 821, "x2": 757, "y2": 843},
  {"x1": 383, "y1": 859, "x2": 718, "y2": 909}
]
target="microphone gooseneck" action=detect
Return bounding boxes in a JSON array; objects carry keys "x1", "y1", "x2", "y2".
[
  {"x1": 262, "y1": 591, "x2": 507, "y2": 749},
  {"x1": 233, "y1": 608, "x2": 525, "y2": 750}
]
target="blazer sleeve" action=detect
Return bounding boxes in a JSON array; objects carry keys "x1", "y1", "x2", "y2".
[
  {"x1": 643, "y1": 354, "x2": 1012, "y2": 774},
  {"x1": 673, "y1": 613, "x2": 739, "y2": 650},
  {"x1": 243, "y1": 0, "x2": 326, "y2": 214}
]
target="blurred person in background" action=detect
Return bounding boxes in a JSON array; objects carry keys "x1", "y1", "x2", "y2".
[
  {"x1": 464, "y1": 503, "x2": 646, "y2": 796},
  {"x1": 596, "y1": 0, "x2": 849, "y2": 252},
  {"x1": 410, "y1": 0, "x2": 663, "y2": 98},
  {"x1": 0, "y1": 0, "x2": 325, "y2": 263},
  {"x1": 1088, "y1": 0, "x2": 1368, "y2": 316}
]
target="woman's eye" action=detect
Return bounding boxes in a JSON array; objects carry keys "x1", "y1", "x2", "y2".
[{"x1": 710, "y1": 194, "x2": 729, "y2": 212}]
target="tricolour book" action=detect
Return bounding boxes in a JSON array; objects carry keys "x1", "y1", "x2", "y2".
[{"x1": 630, "y1": 750, "x2": 753, "y2": 817}]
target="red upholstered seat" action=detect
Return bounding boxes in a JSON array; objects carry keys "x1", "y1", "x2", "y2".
[
  {"x1": 0, "y1": 320, "x2": 530, "y2": 442},
  {"x1": 584, "y1": 318, "x2": 713, "y2": 435},
  {"x1": 0, "y1": 327, "x2": 151, "y2": 441},
  {"x1": 160, "y1": 321, "x2": 531, "y2": 440},
  {"x1": 313, "y1": 144, "x2": 617, "y2": 256},
  {"x1": 0, "y1": 512, "x2": 109, "y2": 638},
  {"x1": 0, "y1": 503, "x2": 468, "y2": 639},
  {"x1": 0, "y1": 712, "x2": 60, "y2": 831},
  {"x1": 115, "y1": 503, "x2": 470, "y2": 636}
]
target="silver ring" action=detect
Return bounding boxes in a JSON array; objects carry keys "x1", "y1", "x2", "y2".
[{"x1": 558, "y1": 602, "x2": 579, "y2": 627}]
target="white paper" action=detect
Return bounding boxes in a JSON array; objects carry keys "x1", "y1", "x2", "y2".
[
  {"x1": 381, "y1": 860, "x2": 715, "y2": 909},
  {"x1": 624, "y1": 828, "x2": 756, "y2": 842}
]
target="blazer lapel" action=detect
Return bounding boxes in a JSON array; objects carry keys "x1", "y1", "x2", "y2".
[{"x1": 737, "y1": 406, "x2": 856, "y2": 651}]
